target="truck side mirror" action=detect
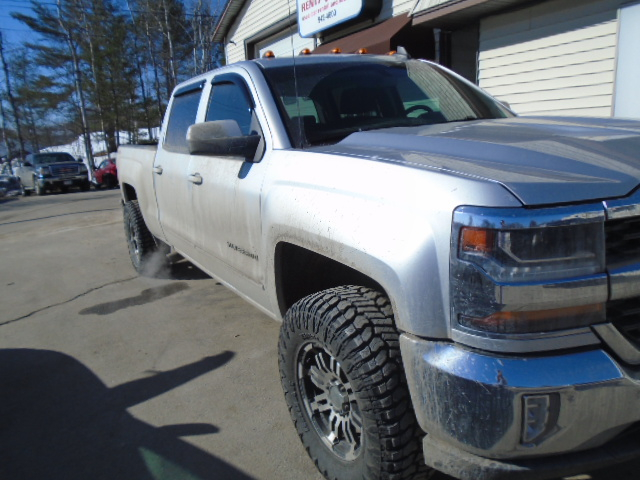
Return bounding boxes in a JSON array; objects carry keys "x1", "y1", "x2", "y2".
[{"x1": 187, "y1": 120, "x2": 260, "y2": 161}]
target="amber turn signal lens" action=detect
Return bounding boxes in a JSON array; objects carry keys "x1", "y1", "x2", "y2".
[
  {"x1": 460, "y1": 303, "x2": 605, "y2": 334},
  {"x1": 460, "y1": 227, "x2": 495, "y2": 255}
]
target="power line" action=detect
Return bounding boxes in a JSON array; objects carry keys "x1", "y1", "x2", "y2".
[
  {"x1": 0, "y1": 2, "x2": 226, "y2": 18},
  {"x1": 0, "y1": 26, "x2": 32, "y2": 32}
]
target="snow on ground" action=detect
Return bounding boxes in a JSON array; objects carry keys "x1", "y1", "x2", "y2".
[{"x1": 40, "y1": 128, "x2": 160, "y2": 169}]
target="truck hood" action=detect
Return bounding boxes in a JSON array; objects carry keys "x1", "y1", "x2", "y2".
[{"x1": 318, "y1": 117, "x2": 640, "y2": 206}]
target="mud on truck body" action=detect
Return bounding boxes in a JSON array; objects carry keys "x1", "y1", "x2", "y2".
[{"x1": 118, "y1": 52, "x2": 640, "y2": 480}]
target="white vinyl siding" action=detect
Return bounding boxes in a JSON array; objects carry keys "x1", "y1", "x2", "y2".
[
  {"x1": 478, "y1": 0, "x2": 623, "y2": 117},
  {"x1": 227, "y1": 0, "x2": 297, "y2": 64},
  {"x1": 227, "y1": 0, "x2": 416, "y2": 63},
  {"x1": 257, "y1": 32, "x2": 315, "y2": 58},
  {"x1": 380, "y1": 0, "x2": 419, "y2": 18}
]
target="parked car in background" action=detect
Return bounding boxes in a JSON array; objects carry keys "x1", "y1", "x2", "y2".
[
  {"x1": 93, "y1": 158, "x2": 118, "y2": 189},
  {"x1": 0, "y1": 174, "x2": 22, "y2": 197},
  {"x1": 15, "y1": 152, "x2": 90, "y2": 195}
]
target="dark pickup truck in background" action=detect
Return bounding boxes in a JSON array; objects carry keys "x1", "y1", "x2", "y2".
[{"x1": 16, "y1": 152, "x2": 90, "y2": 196}]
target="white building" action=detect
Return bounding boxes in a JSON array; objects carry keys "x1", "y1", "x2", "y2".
[{"x1": 213, "y1": 0, "x2": 640, "y2": 118}]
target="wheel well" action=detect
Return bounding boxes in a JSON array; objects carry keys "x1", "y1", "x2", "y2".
[
  {"x1": 275, "y1": 242, "x2": 385, "y2": 316},
  {"x1": 121, "y1": 183, "x2": 137, "y2": 203}
]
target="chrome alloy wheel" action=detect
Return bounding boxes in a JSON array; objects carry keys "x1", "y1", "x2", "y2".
[
  {"x1": 127, "y1": 219, "x2": 141, "y2": 260},
  {"x1": 296, "y1": 342, "x2": 363, "y2": 461}
]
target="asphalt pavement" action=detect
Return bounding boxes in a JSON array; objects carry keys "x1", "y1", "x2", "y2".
[{"x1": 0, "y1": 188, "x2": 638, "y2": 480}]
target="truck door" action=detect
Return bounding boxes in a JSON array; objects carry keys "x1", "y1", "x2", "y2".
[
  {"x1": 153, "y1": 81, "x2": 205, "y2": 254},
  {"x1": 186, "y1": 74, "x2": 269, "y2": 299}
]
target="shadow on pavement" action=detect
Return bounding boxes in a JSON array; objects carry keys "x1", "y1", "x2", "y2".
[
  {"x1": 0, "y1": 348, "x2": 256, "y2": 480},
  {"x1": 79, "y1": 282, "x2": 190, "y2": 316}
]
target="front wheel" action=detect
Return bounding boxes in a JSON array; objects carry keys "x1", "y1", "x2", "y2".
[
  {"x1": 34, "y1": 179, "x2": 45, "y2": 196},
  {"x1": 123, "y1": 200, "x2": 167, "y2": 276},
  {"x1": 279, "y1": 286, "x2": 431, "y2": 480}
]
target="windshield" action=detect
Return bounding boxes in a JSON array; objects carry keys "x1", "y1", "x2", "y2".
[
  {"x1": 262, "y1": 57, "x2": 513, "y2": 147},
  {"x1": 32, "y1": 153, "x2": 76, "y2": 165}
]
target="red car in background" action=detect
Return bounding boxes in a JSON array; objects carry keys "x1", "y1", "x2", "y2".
[{"x1": 93, "y1": 158, "x2": 118, "y2": 189}]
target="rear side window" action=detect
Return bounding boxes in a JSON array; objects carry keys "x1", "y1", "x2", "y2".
[{"x1": 163, "y1": 86, "x2": 203, "y2": 153}]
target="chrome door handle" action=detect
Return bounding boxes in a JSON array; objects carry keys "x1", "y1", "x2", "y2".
[
  {"x1": 188, "y1": 173, "x2": 203, "y2": 185},
  {"x1": 153, "y1": 166, "x2": 163, "y2": 174}
]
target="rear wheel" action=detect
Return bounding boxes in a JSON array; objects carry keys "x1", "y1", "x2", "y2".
[
  {"x1": 123, "y1": 200, "x2": 167, "y2": 276},
  {"x1": 279, "y1": 286, "x2": 431, "y2": 480}
]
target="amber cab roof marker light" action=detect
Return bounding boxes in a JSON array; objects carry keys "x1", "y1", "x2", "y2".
[
  {"x1": 356, "y1": 48, "x2": 369, "y2": 54},
  {"x1": 299, "y1": 48, "x2": 312, "y2": 55},
  {"x1": 262, "y1": 50, "x2": 275, "y2": 59},
  {"x1": 331, "y1": 47, "x2": 342, "y2": 54}
]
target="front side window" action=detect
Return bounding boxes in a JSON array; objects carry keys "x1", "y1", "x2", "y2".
[
  {"x1": 206, "y1": 82, "x2": 254, "y2": 135},
  {"x1": 163, "y1": 88, "x2": 203, "y2": 153},
  {"x1": 31, "y1": 153, "x2": 76, "y2": 165}
]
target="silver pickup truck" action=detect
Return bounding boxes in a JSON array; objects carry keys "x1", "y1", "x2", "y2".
[{"x1": 117, "y1": 53, "x2": 640, "y2": 480}]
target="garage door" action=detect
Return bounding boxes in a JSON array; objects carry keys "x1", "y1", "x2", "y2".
[{"x1": 478, "y1": 0, "x2": 620, "y2": 116}]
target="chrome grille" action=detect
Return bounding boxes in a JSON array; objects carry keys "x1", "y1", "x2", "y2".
[
  {"x1": 606, "y1": 216, "x2": 640, "y2": 267},
  {"x1": 605, "y1": 206, "x2": 640, "y2": 359},
  {"x1": 50, "y1": 164, "x2": 78, "y2": 176},
  {"x1": 607, "y1": 298, "x2": 640, "y2": 348}
]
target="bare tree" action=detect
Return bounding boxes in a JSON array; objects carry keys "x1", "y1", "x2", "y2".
[
  {"x1": 55, "y1": 0, "x2": 94, "y2": 169},
  {"x1": 0, "y1": 32, "x2": 26, "y2": 161}
]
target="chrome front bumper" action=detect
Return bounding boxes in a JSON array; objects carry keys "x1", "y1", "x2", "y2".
[{"x1": 400, "y1": 334, "x2": 640, "y2": 478}]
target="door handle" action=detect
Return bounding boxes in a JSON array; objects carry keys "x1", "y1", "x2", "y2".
[
  {"x1": 153, "y1": 166, "x2": 163, "y2": 174},
  {"x1": 188, "y1": 173, "x2": 203, "y2": 185}
]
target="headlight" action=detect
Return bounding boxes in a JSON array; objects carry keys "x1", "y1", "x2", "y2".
[
  {"x1": 451, "y1": 205, "x2": 606, "y2": 335},
  {"x1": 459, "y1": 223, "x2": 604, "y2": 282},
  {"x1": 79, "y1": 164, "x2": 88, "y2": 173},
  {"x1": 37, "y1": 166, "x2": 51, "y2": 175}
]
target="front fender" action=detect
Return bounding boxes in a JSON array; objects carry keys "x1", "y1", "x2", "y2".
[{"x1": 261, "y1": 150, "x2": 519, "y2": 338}]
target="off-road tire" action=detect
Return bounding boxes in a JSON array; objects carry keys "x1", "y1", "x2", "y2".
[
  {"x1": 279, "y1": 286, "x2": 431, "y2": 480},
  {"x1": 123, "y1": 200, "x2": 166, "y2": 275}
]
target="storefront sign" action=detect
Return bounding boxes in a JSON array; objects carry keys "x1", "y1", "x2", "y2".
[{"x1": 298, "y1": 0, "x2": 372, "y2": 37}]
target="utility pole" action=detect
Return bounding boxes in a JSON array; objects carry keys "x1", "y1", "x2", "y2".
[
  {"x1": 0, "y1": 32, "x2": 27, "y2": 162},
  {"x1": 0, "y1": 89, "x2": 13, "y2": 162}
]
